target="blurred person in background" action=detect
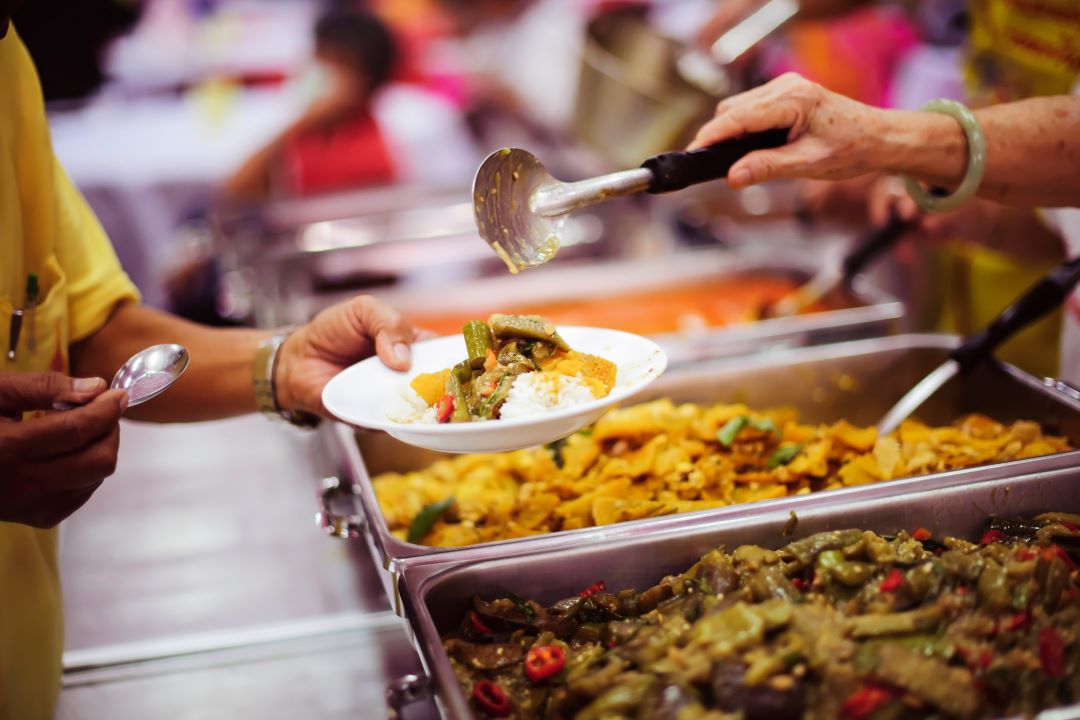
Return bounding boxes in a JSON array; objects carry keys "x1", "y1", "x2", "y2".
[
  {"x1": 0, "y1": 12, "x2": 419, "y2": 717},
  {"x1": 433, "y1": 0, "x2": 589, "y2": 144},
  {"x1": 697, "y1": 0, "x2": 1079, "y2": 380},
  {"x1": 224, "y1": 5, "x2": 398, "y2": 201}
]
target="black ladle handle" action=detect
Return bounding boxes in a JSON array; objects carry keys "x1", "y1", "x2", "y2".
[
  {"x1": 841, "y1": 212, "x2": 912, "y2": 284},
  {"x1": 642, "y1": 128, "x2": 791, "y2": 194},
  {"x1": 951, "y1": 254, "x2": 1080, "y2": 373}
]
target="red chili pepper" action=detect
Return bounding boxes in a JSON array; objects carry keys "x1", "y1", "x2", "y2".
[
  {"x1": 1046, "y1": 545, "x2": 1079, "y2": 570},
  {"x1": 912, "y1": 527, "x2": 932, "y2": 541},
  {"x1": 956, "y1": 585, "x2": 970, "y2": 595},
  {"x1": 469, "y1": 611, "x2": 493, "y2": 635},
  {"x1": 791, "y1": 577, "x2": 806, "y2": 591},
  {"x1": 1001, "y1": 611, "x2": 1030, "y2": 633},
  {"x1": 472, "y1": 680, "x2": 511, "y2": 716},
  {"x1": 1016, "y1": 548, "x2": 1038, "y2": 561},
  {"x1": 980, "y1": 529, "x2": 1006, "y2": 545},
  {"x1": 841, "y1": 683, "x2": 897, "y2": 720},
  {"x1": 524, "y1": 645, "x2": 566, "y2": 682},
  {"x1": 436, "y1": 395, "x2": 455, "y2": 424},
  {"x1": 958, "y1": 647, "x2": 992, "y2": 670},
  {"x1": 879, "y1": 568, "x2": 904, "y2": 593},
  {"x1": 1063, "y1": 521, "x2": 1079, "y2": 532},
  {"x1": 578, "y1": 580, "x2": 606, "y2": 598},
  {"x1": 1040, "y1": 627, "x2": 1066, "y2": 679}
]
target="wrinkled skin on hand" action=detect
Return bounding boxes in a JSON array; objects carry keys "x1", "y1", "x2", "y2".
[{"x1": 0, "y1": 371, "x2": 127, "y2": 528}]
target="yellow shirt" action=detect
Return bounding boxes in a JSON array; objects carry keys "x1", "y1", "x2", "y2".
[
  {"x1": 0, "y1": 28, "x2": 139, "y2": 719},
  {"x1": 945, "y1": 0, "x2": 1080, "y2": 378}
]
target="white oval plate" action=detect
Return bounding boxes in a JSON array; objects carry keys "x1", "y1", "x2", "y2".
[{"x1": 322, "y1": 326, "x2": 667, "y2": 453}]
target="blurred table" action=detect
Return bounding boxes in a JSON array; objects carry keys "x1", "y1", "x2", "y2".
[{"x1": 57, "y1": 416, "x2": 436, "y2": 719}]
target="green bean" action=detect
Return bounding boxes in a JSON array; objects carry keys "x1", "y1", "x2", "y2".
[
  {"x1": 488, "y1": 314, "x2": 569, "y2": 351},
  {"x1": 462, "y1": 320, "x2": 494, "y2": 368}
]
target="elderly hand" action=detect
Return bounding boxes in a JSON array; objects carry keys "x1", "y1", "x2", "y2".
[
  {"x1": 273, "y1": 295, "x2": 419, "y2": 416},
  {"x1": 690, "y1": 73, "x2": 889, "y2": 189},
  {"x1": 0, "y1": 372, "x2": 127, "y2": 529}
]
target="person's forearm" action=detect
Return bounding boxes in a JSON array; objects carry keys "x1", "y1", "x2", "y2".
[
  {"x1": 70, "y1": 303, "x2": 269, "y2": 422},
  {"x1": 870, "y1": 97, "x2": 1080, "y2": 207}
]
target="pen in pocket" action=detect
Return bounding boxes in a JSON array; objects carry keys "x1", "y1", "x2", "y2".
[
  {"x1": 7, "y1": 308, "x2": 23, "y2": 361},
  {"x1": 26, "y1": 273, "x2": 38, "y2": 353}
]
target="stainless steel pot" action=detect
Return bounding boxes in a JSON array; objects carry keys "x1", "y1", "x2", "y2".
[{"x1": 395, "y1": 461, "x2": 1080, "y2": 719}]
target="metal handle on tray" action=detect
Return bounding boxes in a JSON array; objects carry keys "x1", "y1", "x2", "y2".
[
  {"x1": 1044, "y1": 377, "x2": 1080, "y2": 402},
  {"x1": 315, "y1": 476, "x2": 365, "y2": 539},
  {"x1": 386, "y1": 673, "x2": 432, "y2": 719}
]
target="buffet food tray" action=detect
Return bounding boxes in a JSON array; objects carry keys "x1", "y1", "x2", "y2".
[
  {"x1": 325, "y1": 334, "x2": 1080, "y2": 614},
  {"x1": 395, "y1": 463, "x2": 1080, "y2": 720},
  {"x1": 363, "y1": 247, "x2": 903, "y2": 367}
]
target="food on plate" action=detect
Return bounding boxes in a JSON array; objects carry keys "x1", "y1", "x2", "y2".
[
  {"x1": 399, "y1": 315, "x2": 617, "y2": 424},
  {"x1": 372, "y1": 399, "x2": 1070, "y2": 547},
  {"x1": 442, "y1": 517, "x2": 1080, "y2": 719},
  {"x1": 402, "y1": 276, "x2": 830, "y2": 339}
]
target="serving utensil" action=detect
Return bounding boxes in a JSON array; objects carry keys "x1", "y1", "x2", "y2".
[
  {"x1": 877, "y1": 255, "x2": 1080, "y2": 435},
  {"x1": 676, "y1": 0, "x2": 799, "y2": 97},
  {"x1": 57, "y1": 344, "x2": 189, "y2": 412},
  {"x1": 473, "y1": 129, "x2": 789, "y2": 273},
  {"x1": 766, "y1": 213, "x2": 911, "y2": 318}
]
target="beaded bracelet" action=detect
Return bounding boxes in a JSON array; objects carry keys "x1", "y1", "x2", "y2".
[{"x1": 902, "y1": 99, "x2": 986, "y2": 213}]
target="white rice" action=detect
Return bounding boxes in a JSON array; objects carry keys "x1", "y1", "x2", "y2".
[
  {"x1": 389, "y1": 373, "x2": 599, "y2": 424},
  {"x1": 498, "y1": 373, "x2": 597, "y2": 420}
]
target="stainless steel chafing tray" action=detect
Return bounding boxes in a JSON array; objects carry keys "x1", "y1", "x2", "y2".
[
  {"x1": 322, "y1": 334, "x2": 1080, "y2": 614},
  {"x1": 395, "y1": 464, "x2": 1080, "y2": 720},
  {"x1": 360, "y1": 246, "x2": 903, "y2": 367}
]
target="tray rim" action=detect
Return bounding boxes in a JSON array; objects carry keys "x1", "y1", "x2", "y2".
[{"x1": 335, "y1": 332, "x2": 1080, "y2": 586}]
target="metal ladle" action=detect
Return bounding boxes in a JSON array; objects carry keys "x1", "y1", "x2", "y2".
[
  {"x1": 58, "y1": 344, "x2": 189, "y2": 412},
  {"x1": 473, "y1": 129, "x2": 788, "y2": 273}
]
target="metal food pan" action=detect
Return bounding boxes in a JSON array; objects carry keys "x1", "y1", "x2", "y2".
[
  {"x1": 364, "y1": 247, "x2": 903, "y2": 367},
  {"x1": 324, "y1": 334, "x2": 1080, "y2": 612},
  {"x1": 396, "y1": 464, "x2": 1080, "y2": 720}
]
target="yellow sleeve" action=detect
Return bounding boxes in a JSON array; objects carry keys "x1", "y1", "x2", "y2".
[{"x1": 50, "y1": 158, "x2": 141, "y2": 343}]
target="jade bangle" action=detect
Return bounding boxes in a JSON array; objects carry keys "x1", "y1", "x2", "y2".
[{"x1": 902, "y1": 99, "x2": 986, "y2": 213}]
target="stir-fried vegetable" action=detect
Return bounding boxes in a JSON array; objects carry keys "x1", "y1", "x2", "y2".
[
  {"x1": 406, "y1": 497, "x2": 454, "y2": 544},
  {"x1": 444, "y1": 517, "x2": 1080, "y2": 718},
  {"x1": 408, "y1": 315, "x2": 615, "y2": 424}
]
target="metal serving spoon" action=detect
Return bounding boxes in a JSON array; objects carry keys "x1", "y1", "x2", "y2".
[
  {"x1": 876, "y1": 255, "x2": 1080, "y2": 436},
  {"x1": 57, "y1": 344, "x2": 189, "y2": 412},
  {"x1": 473, "y1": 129, "x2": 789, "y2": 273}
]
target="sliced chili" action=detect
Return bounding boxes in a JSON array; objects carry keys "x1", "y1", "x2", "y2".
[
  {"x1": 525, "y1": 644, "x2": 566, "y2": 682},
  {"x1": 1062, "y1": 521, "x2": 1079, "y2": 532},
  {"x1": 436, "y1": 394, "x2": 455, "y2": 424},
  {"x1": 469, "y1": 611, "x2": 493, "y2": 636},
  {"x1": 472, "y1": 680, "x2": 511, "y2": 716},
  {"x1": 879, "y1": 568, "x2": 904, "y2": 593},
  {"x1": 1001, "y1": 611, "x2": 1030, "y2": 633},
  {"x1": 1016, "y1": 548, "x2": 1038, "y2": 561},
  {"x1": 1040, "y1": 627, "x2": 1065, "y2": 679},
  {"x1": 912, "y1": 527, "x2": 932, "y2": 541},
  {"x1": 1046, "y1": 545, "x2": 1079, "y2": 570},
  {"x1": 842, "y1": 683, "x2": 896, "y2": 720},
  {"x1": 980, "y1": 529, "x2": 1006, "y2": 545},
  {"x1": 578, "y1": 580, "x2": 606, "y2": 598}
]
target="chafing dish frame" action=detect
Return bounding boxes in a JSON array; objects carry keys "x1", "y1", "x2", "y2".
[
  {"x1": 396, "y1": 463, "x2": 1080, "y2": 720},
  {"x1": 359, "y1": 246, "x2": 905, "y2": 368},
  {"x1": 325, "y1": 333, "x2": 1080, "y2": 617}
]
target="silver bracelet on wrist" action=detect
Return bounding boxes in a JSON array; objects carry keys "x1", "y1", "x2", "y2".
[{"x1": 253, "y1": 332, "x2": 321, "y2": 429}]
